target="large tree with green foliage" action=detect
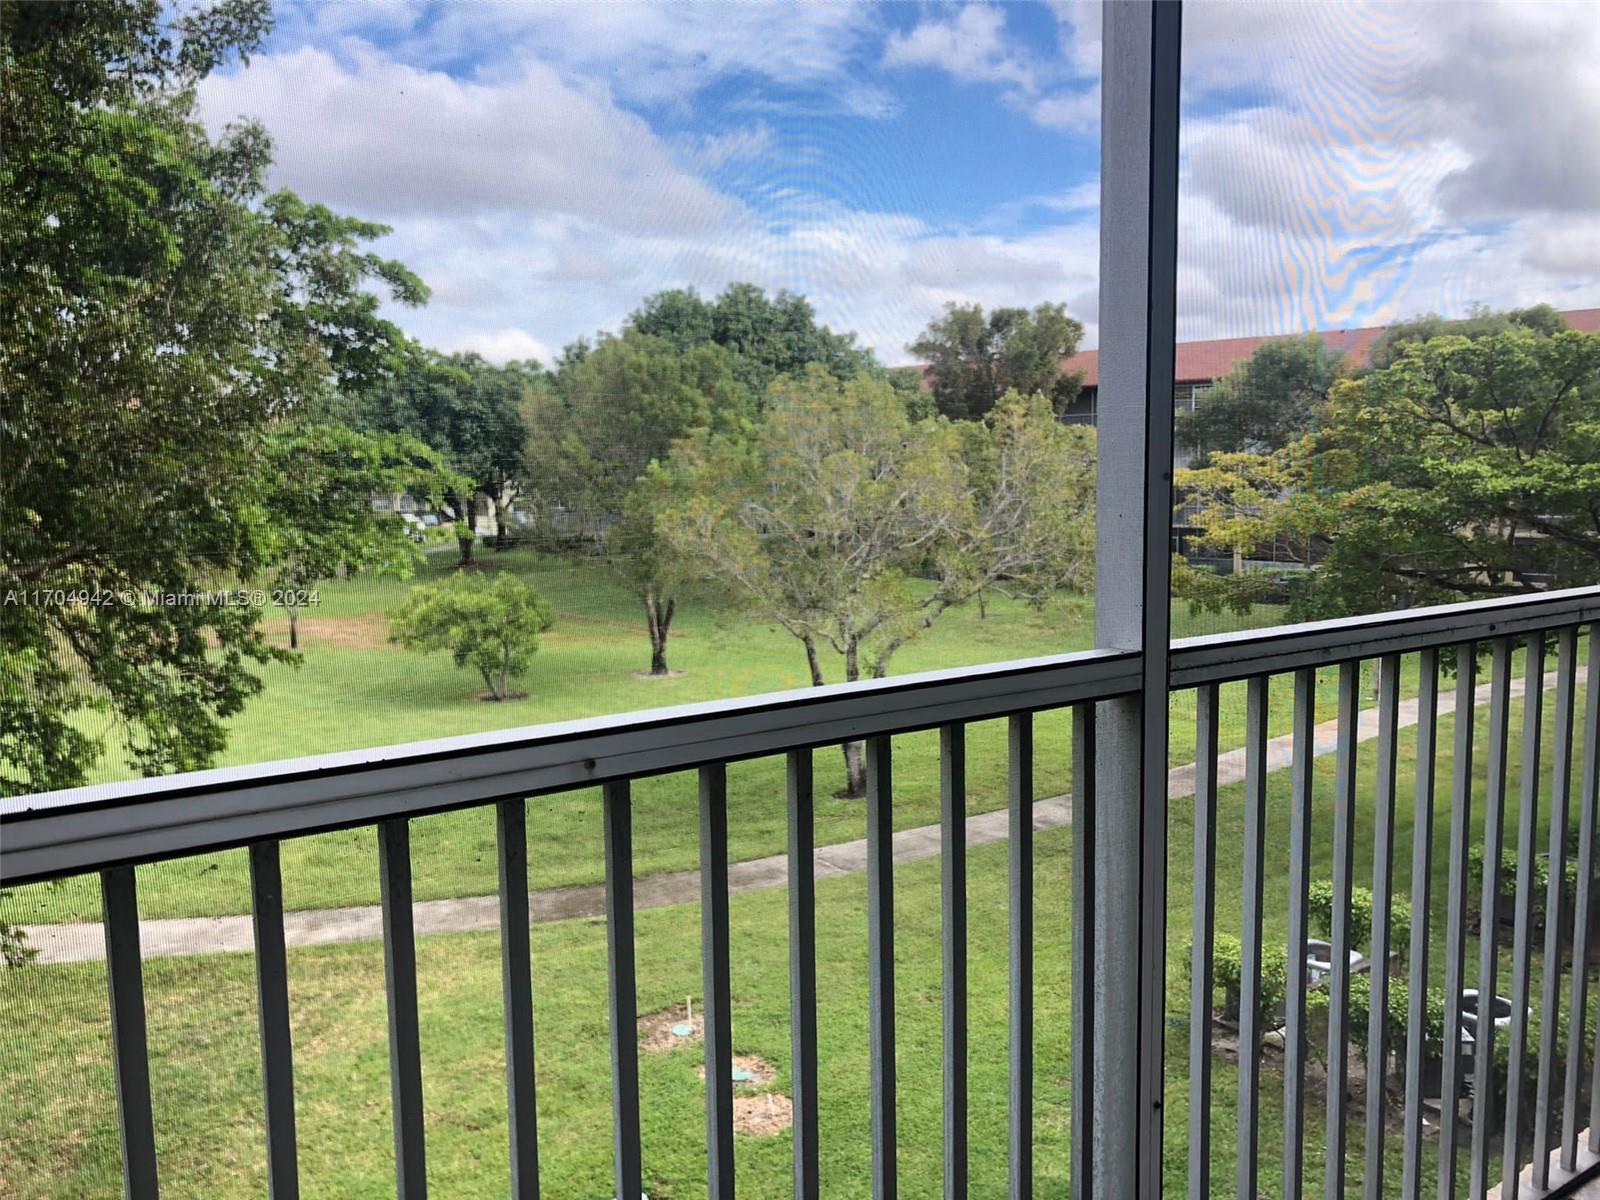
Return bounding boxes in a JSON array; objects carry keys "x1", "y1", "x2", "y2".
[
  {"x1": 1175, "y1": 319, "x2": 1600, "y2": 619},
  {"x1": 346, "y1": 352, "x2": 535, "y2": 565},
  {"x1": 1175, "y1": 334, "x2": 1346, "y2": 462},
  {"x1": 909, "y1": 301, "x2": 1085, "y2": 420},
  {"x1": 627, "y1": 282, "x2": 877, "y2": 399},
  {"x1": 261, "y1": 423, "x2": 461, "y2": 650},
  {"x1": 524, "y1": 329, "x2": 749, "y2": 673},
  {"x1": 662, "y1": 369, "x2": 1095, "y2": 794},
  {"x1": 1, "y1": 0, "x2": 429, "y2": 796}
]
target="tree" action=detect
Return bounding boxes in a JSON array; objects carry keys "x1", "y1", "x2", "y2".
[
  {"x1": 260, "y1": 423, "x2": 461, "y2": 650},
  {"x1": 347, "y1": 353, "x2": 534, "y2": 565},
  {"x1": 1175, "y1": 334, "x2": 1345, "y2": 462},
  {"x1": 627, "y1": 282, "x2": 877, "y2": 399},
  {"x1": 524, "y1": 329, "x2": 750, "y2": 674},
  {"x1": 1, "y1": 0, "x2": 429, "y2": 796},
  {"x1": 909, "y1": 301, "x2": 1085, "y2": 420},
  {"x1": 1174, "y1": 321, "x2": 1600, "y2": 619},
  {"x1": 389, "y1": 572, "x2": 554, "y2": 701},
  {"x1": 662, "y1": 370, "x2": 1095, "y2": 795}
]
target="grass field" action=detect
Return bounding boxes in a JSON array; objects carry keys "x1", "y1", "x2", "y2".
[
  {"x1": 3, "y1": 675, "x2": 1587, "y2": 1197},
  {"x1": 3, "y1": 550, "x2": 1590, "y2": 1197},
  {"x1": 4, "y1": 550, "x2": 1451, "y2": 925}
]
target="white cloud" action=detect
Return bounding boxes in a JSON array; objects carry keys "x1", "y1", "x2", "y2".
[
  {"x1": 441, "y1": 327, "x2": 553, "y2": 366},
  {"x1": 198, "y1": 44, "x2": 742, "y2": 237},
  {"x1": 686, "y1": 124, "x2": 777, "y2": 170},
  {"x1": 883, "y1": 5, "x2": 1035, "y2": 90}
]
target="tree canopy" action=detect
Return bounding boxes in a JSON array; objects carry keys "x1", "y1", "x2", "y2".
[
  {"x1": 346, "y1": 352, "x2": 535, "y2": 563},
  {"x1": 389, "y1": 573, "x2": 554, "y2": 701},
  {"x1": 626, "y1": 282, "x2": 877, "y2": 399},
  {"x1": 524, "y1": 329, "x2": 750, "y2": 673},
  {"x1": 1175, "y1": 320, "x2": 1600, "y2": 619},
  {"x1": 909, "y1": 301, "x2": 1085, "y2": 420},
  {"x1": 1, "y1": 0, "x2": 431, "y2": 792},
  {"x1": 661, "y1": 369, "x2": 1095, "y2": 793},
  {"x1": 1175, "y1": 334, "x2": 1346, "y2": 462}
]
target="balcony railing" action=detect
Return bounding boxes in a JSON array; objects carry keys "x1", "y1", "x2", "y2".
[{"x1": 3, "y1": 585, "x2": 1597, "y2": 1199}]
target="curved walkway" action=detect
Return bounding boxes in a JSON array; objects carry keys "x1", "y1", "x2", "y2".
[{"x1": 21, "y1": 669, "x2": 1554, "y2": 965}]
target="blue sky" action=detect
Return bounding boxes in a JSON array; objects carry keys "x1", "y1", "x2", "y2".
[{"x1": 199, "y1": 1, "x2": 1600, "y2": 366}]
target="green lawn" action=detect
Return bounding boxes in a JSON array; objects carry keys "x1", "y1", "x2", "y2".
[
  {"x1": 5, "y1": 551, "x2": 1458, "y2": 925},
  {"x1": 2, "y1": 664, "x2": 1590, "y2": 1197}
]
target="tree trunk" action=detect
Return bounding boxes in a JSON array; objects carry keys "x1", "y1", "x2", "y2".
[
  {"x1": 839, "y1": 635, "x2": 865, "y2": 797},
  {"x1": 458, "y1": 529, "x2": 475, "y2": 568},
  {"x1": 644, "y1": 593, "x2": 676, "y2": 675},
  {"x1": 977, "y1": 590, "x2": 988, "y2": 619},
  {"x1": 287, "y1": 604, "x2": 300, "y2": 651},
  {"x1": 842, "y1": 740, "x2": 866, "y2": 798}
]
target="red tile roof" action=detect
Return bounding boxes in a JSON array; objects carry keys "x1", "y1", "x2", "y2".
[{"x1": 1061, "y1": 307, "x2": 1600, "y2": 389}]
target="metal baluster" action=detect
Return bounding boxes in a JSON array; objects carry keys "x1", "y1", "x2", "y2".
[
  {"x1": 1188, "y1": 684, "x2": 1219, "y2": 1200},
  {"x1": 1501, "y1": 636, "x2": 1545, "y2": 1198},
  {"x1": 378, "y1": 819, "x2": 426, "y2": 1198},
  {"x1": 1325, "y1": 660, "x2": 1360, "y2": 1200},
  {"x1": 1071, "y1": 703, "x2": 1096, "y2": 1200},
  {"x1": 1285, "y1": 668, "x2": 1316, "y2": 1198},
  {"x1": 102, "y1": 865, "x2": 159, "y2": 1200},
  {"x1": 250, "y1": 841, "x2": 301, "y2": 1200},
  {"x1": 788, "y1": 750, "x2": 819, "y2": 1200},
  {"x1": 1470, "y1": 638, "x2": 1514, "y2": 1198},
  {"x1": 1533, "y1": 629, "x2": 1577, "y2": 1189},
  {"x1": 1239, "y1": 676, "x2": 1270, "y2": 1200},
  {"x1": 496, "y1": 802, "x2": 540, "y2": 1200},
  {"x1": 1567, "y1": 627, "x2": 1600, "y2": 1166},
  {"x1": 1011, "y1": 714, "x2": 1034, "y2": 1200},
  {"x1": 867, "y1": 736, "x2": 897, "y2": 1200},
  {"x1": 701, "y1": 766, "x2": 734, "y2": 1200},
  {"x1": 603, "y1": 781, "x2": 642, "y2": 1200},
  {"x1": 942, "y1": 726, "x2": 969, "y2": 1200},
  {"x1": 1439, "y1": 644, "x2": 1479, "y2": 1200},
  {"x1": 1402, "y1": 650, "x2": 1440, "y2": 1199},
  {"x1": 1364, "y1": 654, "x2": 1402, "y2": 1196}
]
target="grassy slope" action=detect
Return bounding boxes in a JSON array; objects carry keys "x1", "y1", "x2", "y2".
[
  {"x1": 2, "y1": 670, "x2": 1587, "y2": 1197},
  {"x1": 8, "y1": 551, "x2": 1449, "y2": 924}
]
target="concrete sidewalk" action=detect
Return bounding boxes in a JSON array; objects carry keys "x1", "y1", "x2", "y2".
[{"x1": 19, "y1": 668, "x2": 1555, "y2": 965}]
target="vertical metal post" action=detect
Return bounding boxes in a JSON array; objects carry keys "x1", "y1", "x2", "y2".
[
  {"x1": 1237, "y1": 676, "x2": 1270, "y2": 1200},
  {"x1": 1187, "y1": 684, "x2": 1220, "y2": 1200},
  {"x1": 378, "y1": 818, "x2": 427, "y2": 1199},
  {"x1": 102, "y1": 865, "x2": 160, "y2": 1200},
  {"x1": 1470, "y1": 638, "x2": 1514, "y2": 1198},
  {"x1": 1094, "y1": 2, "x2": 1183, "y2": 1193},
  {"x1": 1438, "y1": 644, "x2": 1478, "y2": 1200},
  {"x1": 250, "y1": 840, "x2": 301, "y2": 1200},
  {"x1": 788, "y1": 751, "x2": 820, "y2": 1200},
  {"x1": 603, "y1": 781, "x2": 642, "y2": 1200},
  {"x1": 496, "y1": 802, "x2": 540, "y2": 1200},
  {"x1": 700, "y1": 766, "x2": 734, "y2": 1200},
  {"x1": 1071, "y1": 703, "x2": 1096, "y2": 1200},
  {"x1": 1325, "y1": 661, "x2": 1359, "y2": 1200},
  {"x1": 942, "y1": 726, "x2": 969, "y2": 1200},
  {"x1": 1284, "y1": 668, "x2": 1317, "y2": 1198},
  {"x1": 867, "y1": 736, "x2": 897, "y2": 1200},
  {"x1": 1364, "y1": 654, "x2": 1401, "y2": 1200},
  {"x1": 1402, "y1": 649, "x2": 1440, "y2": 1199},
  {"x1": 1533, "y1": 628, "x2": 1576, "y2": 1188},
  {"x1": 1501, "y1": 636, "x2": 1545, "y2": 1198},
  {"x1": 1567, "y1": 627, "x2": 1600, "y2": 1166},
  {"x1": 1010, "y1": 713, "x2": 1034, "y2": 1200}
]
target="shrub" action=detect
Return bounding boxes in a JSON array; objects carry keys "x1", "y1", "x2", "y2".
[
  {"x1": 389, "y1": 572, "x2": 555, "y2": 700},
  {"x1": 1184, "y1": 932, "x2": 1289, "y2": 1031},
  {"x1": 1306, "y1": 880, "x2": 1411, "y2": 954}
]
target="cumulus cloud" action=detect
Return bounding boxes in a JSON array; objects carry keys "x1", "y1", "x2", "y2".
[
  {"x1": 883, "y1": 5, "x2": 1035, "y2": 89},
  {"x1": 198, "y1": 44, "x2": 742, "y2": 237},
  {"x1": 441, "y1": 327, "x2": 553, "y2": 366}
]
